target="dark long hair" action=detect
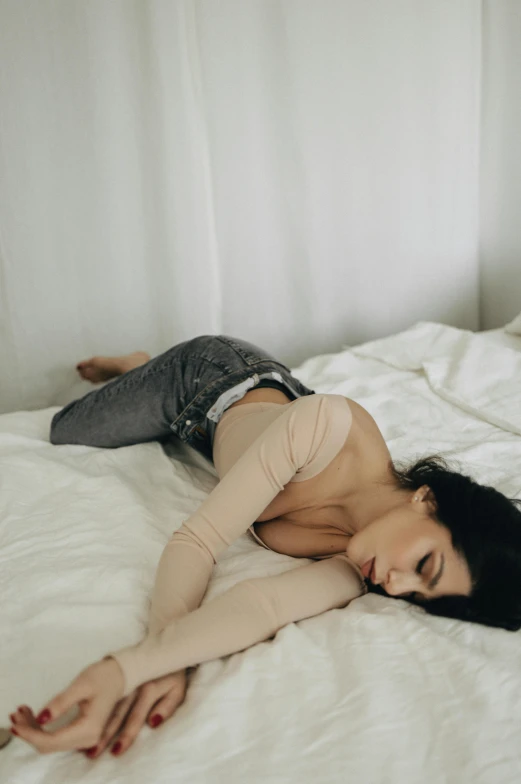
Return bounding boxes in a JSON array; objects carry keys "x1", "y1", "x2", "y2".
[{"x1": 369, "y1": 455, "x2": 521, "y2": 632}]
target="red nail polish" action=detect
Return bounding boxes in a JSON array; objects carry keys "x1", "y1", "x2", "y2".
[
  {"x1": 85, "y1": 746, "x2": 98, "y2": 757},
  {"x1": 11, "y1": 728, "x2": 19, "y2": 736},
  {"x1": 9, "y1": 714, "x2": 16, "y2": 723},
  {"x1": 150, "y1": 714, "x2": 163, "y2": 728},
  {"x1": 36, "y1": 708, "x2": 51, "y2": 725},
  {"x1": 111, "y1": 741, "x2": 122, "y2": 755}
]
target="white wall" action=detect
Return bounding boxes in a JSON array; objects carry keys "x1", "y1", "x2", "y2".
[
  {"x1": 480, "y1": 0, "x2": 521, "y2": 329},
  {"x1": 0, "y1": 1, "x2": 482, "y2": 413}
]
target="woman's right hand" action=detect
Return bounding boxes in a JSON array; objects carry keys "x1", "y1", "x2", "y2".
[{"x1": 82, "y1": 668, "x2": 190, "y2": 759}]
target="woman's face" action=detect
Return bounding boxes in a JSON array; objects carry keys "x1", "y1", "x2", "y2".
[{"x1": 346, "y1": 485, "x2": 472, "y2": 601}]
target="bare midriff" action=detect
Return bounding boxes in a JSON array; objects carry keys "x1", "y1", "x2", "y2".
[{"x1": 226, "y1": 386, "x2": 294, "y2": 411}]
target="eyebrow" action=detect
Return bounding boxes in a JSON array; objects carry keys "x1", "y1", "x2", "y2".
[{"x1": 427, "y1": 554, "x2": 445, "y2": 590}]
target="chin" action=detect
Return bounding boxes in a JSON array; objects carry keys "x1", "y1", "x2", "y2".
[{"x1": 345, "y1": 538, "x2": 357, "y2": 563}]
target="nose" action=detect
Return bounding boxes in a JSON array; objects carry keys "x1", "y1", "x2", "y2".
[{"x1": 385, "y1": 569, "x2": 417, "y2": 597}]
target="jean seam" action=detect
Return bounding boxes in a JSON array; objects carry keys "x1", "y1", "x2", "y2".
[
  {"x1": 80, "y1": 355, "x2": 198, "y2": 403},
  {"x1": 118, "y1": 353, "x2": 232, "y2": 390},
  {"x1": 59, "y1": 357, "x2": 189, "y2": 423},
  {"x1": 213, "y1": 336, "x2": 267, "y2": 366}
]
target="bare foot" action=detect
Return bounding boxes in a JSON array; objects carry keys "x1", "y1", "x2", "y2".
[{"x1": 76, "y1": 351, "x2": 150, "y2": 383}]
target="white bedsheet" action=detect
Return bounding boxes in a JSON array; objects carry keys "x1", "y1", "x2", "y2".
[{"x1": 1, "y1": 322, "x2": 521, "y2": 783}]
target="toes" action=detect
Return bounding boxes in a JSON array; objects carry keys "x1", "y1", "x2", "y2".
[
  {"x1": 77, "y1": 364, "x2": 99, "y2": 382},
  {"x1": 76, "y1": 363, "x2": 90, "y2": 379}
]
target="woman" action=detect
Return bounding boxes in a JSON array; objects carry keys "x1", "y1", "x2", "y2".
[{"x1": 9, "y1": 334, "x2": 521, "y2": 757}]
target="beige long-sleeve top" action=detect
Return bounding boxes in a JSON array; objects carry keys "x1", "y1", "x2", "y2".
[{"x1": 109, "y1": 394, "x2": 367, "y2": 696}]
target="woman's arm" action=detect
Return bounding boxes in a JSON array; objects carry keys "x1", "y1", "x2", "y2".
[
  {"x1": 111, "y1": 553, "x2": 366, "y2": 694},
  {"x1": 115, "y1": 394, "x2": 354, "y2": 693},
  {"x1": 145, "y1": 394, "x2": 352, "y2": 636},
  {"x1": 12, "y1": 553, "x2": 364, "y2": 755}
]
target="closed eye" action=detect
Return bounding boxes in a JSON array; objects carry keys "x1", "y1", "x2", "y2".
[{"x1": 416, "y1": 553, "x2": 432, "y2": 575}]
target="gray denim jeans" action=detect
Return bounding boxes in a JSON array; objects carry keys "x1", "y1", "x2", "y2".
[{"x1": 50, "y1": 334, "x2": 315, "y2": 463}]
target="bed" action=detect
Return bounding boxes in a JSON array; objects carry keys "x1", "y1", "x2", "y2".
[{"x1": 1, "y1": 321, "x2": 521, "y2": 783}]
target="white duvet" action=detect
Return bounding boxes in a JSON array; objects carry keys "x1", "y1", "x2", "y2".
[{"x1": 1, "y1": 322, "x2": 521, "y2": 784}]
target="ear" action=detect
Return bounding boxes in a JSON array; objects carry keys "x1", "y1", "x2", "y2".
[{"x1": 420, "y1": 485, "x2": 438, "y2": 514}]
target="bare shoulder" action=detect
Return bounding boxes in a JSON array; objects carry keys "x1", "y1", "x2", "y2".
[
  {"x1": 251, "y1": 395, "x2": 392, "y2": 556},
  {"x1": 294, "y1": 393, "x2": 390, "y2": 477},
  {"x1": 340, "y1": 396, "x2": 386, "y2": 440},
  {"x1": 339, "y1": 396, "x2": 392, "y2": 472}
]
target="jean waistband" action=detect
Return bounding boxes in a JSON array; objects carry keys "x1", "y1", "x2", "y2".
[{"x1": 205, "y1": 370, "x2": 295, "y2": 424}]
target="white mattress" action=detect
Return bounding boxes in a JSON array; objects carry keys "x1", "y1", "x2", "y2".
[{"x1": 1, "y1": 321, "x2": 521, "y2": 783}]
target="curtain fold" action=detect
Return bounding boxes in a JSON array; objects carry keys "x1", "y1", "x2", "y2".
[
  {"x1": 479, "y1": 0, "x2": 521, "y2": 331},
  {"x1": 0, "y1": 0, "x2": 481, "y2": 413}
]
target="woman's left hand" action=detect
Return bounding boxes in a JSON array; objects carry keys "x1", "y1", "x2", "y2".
[{"x1": 9, "y1": 658, "x2": 125, "y2": 754}]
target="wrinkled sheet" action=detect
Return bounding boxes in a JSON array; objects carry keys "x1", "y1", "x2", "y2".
[{"x1": 1, "y1": 322, "x2": 521, "y2": 783}]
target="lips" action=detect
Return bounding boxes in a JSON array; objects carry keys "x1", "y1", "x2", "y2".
[{"x1": 361, "y1": 557, "x2": 375, "y2": 581}]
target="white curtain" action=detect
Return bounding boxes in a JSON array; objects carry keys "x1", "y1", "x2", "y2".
[
  {"x1": 480, "y1": 0, "x2": 521, "y2": 330},
  {"x1": 0, "y1": 1, "x2": 482, "y2": 414}
]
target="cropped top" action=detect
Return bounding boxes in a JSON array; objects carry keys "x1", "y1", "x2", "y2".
[
  {"x1": 212, "y1": 396, "x2": 353, "y2": 558},
  {"x1": 109, "y1": 394, "x2": 367, "y2": 696}
]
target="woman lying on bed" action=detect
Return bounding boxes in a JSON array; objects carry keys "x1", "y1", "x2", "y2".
[{"x1": 9, "y1": 334, "x2": 521, "y2": 757}]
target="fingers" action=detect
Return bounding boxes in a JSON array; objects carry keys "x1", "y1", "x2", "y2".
[
  {"x1": 147, "y1": 673, "x2": 188, "y2": 727},
  {"x1": 11, "y1": 673, "x2": 93, "y2": 753},
  {"x1": 59, "y1": 671, "x2": 190, "y2": 760},
  {"x1": 11, "y1": 702, "x2": 102, "y2": 754},
  {"x1": 108, "y1": 684, "x2": 163, "y2": 756},
  {"x1": 10, "y1": 705, "x2": 37, "y2": 729},
  {"x1": 9, "y1": 660, "x2": 125, "y2": 755},
  {"x1": 34, "y1": 675, "x2": 88, "y2": 727},
  {"x1": 9, "y1": 705, "x2": 89, "y2": 754},
  {"x1": 94, "y1": 673, "x2": 188, "y2": 758},
  {"x1": 84, "y1": 694, "x2": 136, "y2": 759}
]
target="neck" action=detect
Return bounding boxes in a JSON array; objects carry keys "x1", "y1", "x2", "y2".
[{"x1": 341, "y1": 476, "x2": 412, "y2": 535}]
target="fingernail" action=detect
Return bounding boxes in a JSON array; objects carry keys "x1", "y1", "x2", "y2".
[
  {"x1": 11, "y1": 728, "x2": 19, "y2": 736},
  {"x1": 111, "y1": 741, "x2": 122, "y2": 755},
  {"x1": 9, "y1": 714, "x2": 16, "y2": 723},
  {"x1": 36, "y1": 708, "x2": 51, "y2": 725},
  {"x1": 85, "y1": 746, "x2": 98, "y2": 757},
  {"x1": 150, "y1": 714, "x2": 163, "y2": 728}
]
